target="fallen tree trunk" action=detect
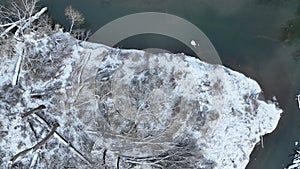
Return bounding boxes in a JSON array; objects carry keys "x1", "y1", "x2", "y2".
[{"x1": 0, "y1": 7, "x2": 47, "y2": 38}]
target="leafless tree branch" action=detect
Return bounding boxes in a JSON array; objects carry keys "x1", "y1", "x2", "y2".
[{"x1": 0, "y1": 0, "x2": 47, "y2": 39}]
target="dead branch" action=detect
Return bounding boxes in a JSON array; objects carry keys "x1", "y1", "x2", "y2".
[
  {"x1": 33, "y1": 122, "x2": 59, "y2": 151},
  {"x1": 28, "y1": 121, "x2": 38, "y2": 140},
  {"x1": 116, "y1": 156, "x2": 120, "y2": 169},
  {"x1": 7, "y1": 3, "x2": 48, "y2": 86},
  {"x1": 10, "y1": 122, "x2": 59, "y2": 163},
  {"x1": 14, "y1": 7, "x2": 48, "y2": 37},
  {"x1": 30, "y1": 112, "x2": 92, "y2": 166},
  {"x1": 12, "y1": 49, "x2": 23, "y2": 86},
  {"x1": 0, "y1": 0, "x2": 47, "y2": 38},
  {"x1": 29, "y1": 153, "x2": 39, "y2": 169},
  {"x1": 21, "y1": 105, "x2": 46, "y2": 119}
]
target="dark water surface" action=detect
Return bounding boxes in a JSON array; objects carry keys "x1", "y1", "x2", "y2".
[{"x1": 38, "y1": 0, "x2": 300, "y2": 168}]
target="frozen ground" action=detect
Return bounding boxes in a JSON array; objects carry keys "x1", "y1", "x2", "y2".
[{"x1": 0, "y1": 31, "x2": 282, "y2": 168}]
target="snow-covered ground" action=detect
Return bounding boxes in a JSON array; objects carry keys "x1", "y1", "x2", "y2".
[{"x1": 0, "y1": 31, "x2": 282, "y2": 168}]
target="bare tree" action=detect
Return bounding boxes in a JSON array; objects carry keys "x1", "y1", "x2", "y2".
[
  {"x1": 0, "y1": 0, "x2": 50, "y2": 86},
  {"x1": 0, "y1": 0, "x2": 48, "y2": 38},
  {"x1": 64, "y1": 5, "x2": 85, "y2": 33}
]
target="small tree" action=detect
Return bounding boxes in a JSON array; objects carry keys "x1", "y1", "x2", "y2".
[{"x1": 64, "y1": 5, "x2": 85, "y2": 33}]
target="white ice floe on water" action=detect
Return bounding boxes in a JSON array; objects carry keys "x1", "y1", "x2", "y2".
[
  {"x1": 190, "y1": 39, "x2": 197, "y2": 47},
  {"x1": 0, "y1": 32, "x2": 282, "y2": 169}
]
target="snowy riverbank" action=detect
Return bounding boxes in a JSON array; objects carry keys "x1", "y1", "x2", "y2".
[{"x1": 0, "y1": 31, "x2": 282, "y2": 168}]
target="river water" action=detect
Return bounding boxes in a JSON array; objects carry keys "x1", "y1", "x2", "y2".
[{"x1": 38, "y1": 0, "x2": 300, "y2": 168}]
